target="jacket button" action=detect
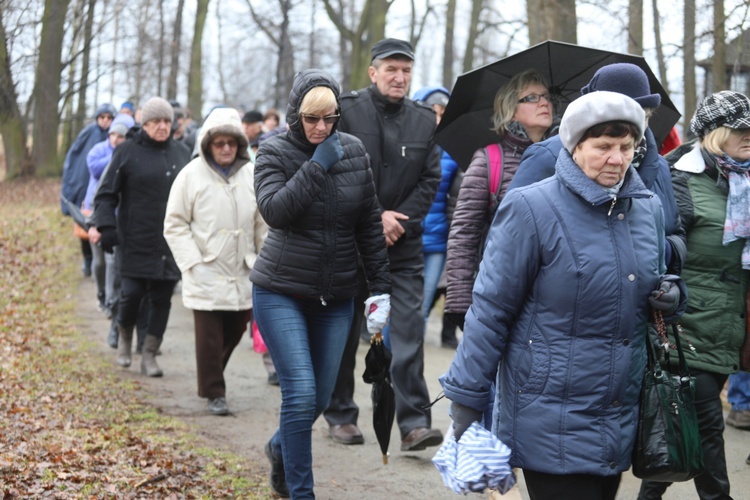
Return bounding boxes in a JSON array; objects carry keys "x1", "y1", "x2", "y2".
[
  {"x1": 161, "y1": 255, "x2": 167, "y2": 260},
  {"x1": 609, "y1": 462, "x2": 616, "y2": 469},
  {"x1": 628, "y1": 274, "x2": 635, "y2": 282},
  {"x1": 623, "y1": 339, "x2": 630, "y2": 346},
  {"x1": 612, "y1": 400, "x2": 620, "y2": 407},
  {"x1": 617, "y1": 213, "x2": 624, "y2": 220}
]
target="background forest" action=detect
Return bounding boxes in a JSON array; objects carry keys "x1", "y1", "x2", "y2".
[{"x1": 1, "y1": 0, "x2": 749, "y2": 180}]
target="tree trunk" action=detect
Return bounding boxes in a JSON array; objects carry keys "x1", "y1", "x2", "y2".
[
  {"x1": 0, "y1": 4, "x2": 31, "y2": 179},
  {"x1": 74, "y1": 0, "x2": 97, "y2": 136},
  {"x1": 683, "y1": 0, "x2": 696, "y2": 138},
  {"x1": 528, "y1": 0, "x2": 576, "y2": 46},
  {"x1": 157, "y1": 0, "x2": 165, "y2": 97},
  {"x1": 463, "y1": 0, "x2": 483, "y2": 72},
  {"x1": 61, "y1": 0, "x2": 85, "y2": 158},
  {"x1": 188, "y1": 0, "x2": 210, "y2": 121},
  {"x1": 628, "y1": 0, "x2": 643, "y2": 55},
  {"x1": 274, "y1": 0, "x2": 295, "y2": 109},
  {"x1": 711, "y1": 0, "x2": 726, "y2": 92},
  {"x1": 110, "y1": 0, "x2": 121, "y2": 103},
  {"x1": 216, "y1": 0, "x2": 228, "y2": 103},
  {"x1": 167, "y1": 0, "x2": 185, "y2": 101},
  {"x1": 442, "y1": 0, "x2": 456, "y2": 89},
  {"x1": 31, "y1": 0, "x2": 71, "y2": 177},
  {"x1": 651, "y1": 0, "x2": 668, "y2": 90}
]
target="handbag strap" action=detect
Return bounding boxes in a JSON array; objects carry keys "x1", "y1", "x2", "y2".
[{"x1": 651, "y1": 310, "x2": 691, "y2": 380}]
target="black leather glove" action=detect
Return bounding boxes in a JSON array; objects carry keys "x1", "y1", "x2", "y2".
[
  {"x1": 99, "y1": 227, "x2": 119, "y2": 254},
  {"x1": 649, "y1": 280, "x2": 680, "y2": 314},
  {"x1": 450, "y1": 401, "x2": 483, "y2": 441},
  {"x1": 445, "y1": 312, "x2": 465, "y2": 331},
  {"x1": 310, "y1": 133, "x2": 344, "y2": 171}
]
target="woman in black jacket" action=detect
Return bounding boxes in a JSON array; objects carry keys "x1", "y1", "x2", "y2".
[{"x1": 250, "y1": 69, "x2": 391, "y2": 499}]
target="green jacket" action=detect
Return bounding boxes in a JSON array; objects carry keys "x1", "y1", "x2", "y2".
[{"x1": 672, "y1": 145, "x2": 748, "y2": 374}]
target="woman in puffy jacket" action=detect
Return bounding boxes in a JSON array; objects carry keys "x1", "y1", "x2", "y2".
[
  {"x1": 250, "y1": 69, "x2": 391, "y2": 499},
  {"x1": 441, "y1": 92, "x2": 685, "y2": 500},
  {"x1": 163, "y1": 107, "x2": 267, "y2": 417},
  {"x1": 638, "y1": 91, "x2": 750, "y2": 500}
]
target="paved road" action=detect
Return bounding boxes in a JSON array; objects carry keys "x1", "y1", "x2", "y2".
[{"x1": 79, "y1": 279, "x2": 750, "y2": 499}]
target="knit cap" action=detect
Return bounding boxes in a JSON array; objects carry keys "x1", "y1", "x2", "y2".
[
  {"x1": 109, "y1": 113, "x2": 135, "y2": 136},
  {"x1": 580, "y1": 63, "x2": 661, "y2": 110},
  {"x1": 140, "y1": 97, "x2": 174, "y2": 125},
  {"x1": 690, "y1": 91, "x2": 750, "y2": 139},
  {"x1": 560, "y1": 91, "x2": 645, "y2": 154}
]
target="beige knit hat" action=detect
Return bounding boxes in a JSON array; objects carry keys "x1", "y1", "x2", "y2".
[{"x1": 140, "y1": 97, "x2": 174, "y2": 125}]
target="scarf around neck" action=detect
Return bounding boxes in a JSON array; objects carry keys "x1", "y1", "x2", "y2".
[{"x1": 715, "y1": 153, "x2": 750, "y2": 269}]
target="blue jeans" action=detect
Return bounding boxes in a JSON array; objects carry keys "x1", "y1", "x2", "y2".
[
  {"x1": 422, "y1": 252, "x2": 446, "y2": 322},
  {"x1": 728, "y1": 371, "x2": 750, "y2": 411},
  {"x1": 252, "y1": 286, "x2": 354, "y2": 500}
]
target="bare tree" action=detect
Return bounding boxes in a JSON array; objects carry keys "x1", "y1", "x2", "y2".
[
  {"x1": 74, "y1": 0, "x2": 97, "y2": 137},
  {"x1": 157, "y1": 0, "x2": 165, "y2": 96},
  {"x1": 651, "y1": 0, "x2": 668, "y2": 89},
  {"x1": 684, "y1": 0, "x2": 696, "y2": 138},
  {"x1": 442, "y1": 0, "x2": 455, "y2": 90},
  {"x1": 31, "y1": 0, "x2": 71, "y2": 176},
  {"x1": 0, "y1": 3, "x2": 31, "y2": 179},
  {"x1": 712, "y1": 0, "x2": 727, "y2": 91},
  {"x1": 215, "y1": 0, "x2": 228, "y2": 103},
  {"x1": 167, "y1": 0, "x2": 185, "y2": 101},
  {"x1": 628, "y1": 0, "x2": 643, "y2": 55},
  {"x1": 462, "y1": 0, "x2": 483, "y2": 72},
  {"x1": 527, "y1": 0, "x2": 577, "y2": 45},
  {"x1": 188, "y1": 0, "x2": 210, "y2": 120}
]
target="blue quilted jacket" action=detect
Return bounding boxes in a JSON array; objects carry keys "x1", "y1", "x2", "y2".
[
  {"x1": 422, "y1": 149, "x2": 459, "y2": 253},
  {"x1": 441, "y1": 149, "x2": 666, "y2": 476}
]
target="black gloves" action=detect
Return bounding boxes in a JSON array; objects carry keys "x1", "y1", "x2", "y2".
[
  {"x1": 310, "y1": 133, "x2": 344, "y2": 171},
  {"x1": 445, "y1": 312, "x2": 465, "y2": 331},
  {"x1": 649, "y1": 280, "x2": 680, "y2": 315},
  {"x1": 99, "y1": 227, "x2": 119, "y2": 254},
  {"x1": 451, "y1": 401, "x2": 483, "y2": 441}
]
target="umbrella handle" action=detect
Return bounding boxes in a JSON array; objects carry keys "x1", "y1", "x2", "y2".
[
  {"x1": 371, "y1": 331, "x2": 384, "y2": 344},
  {"x1": 382, "y1": 453, "x2": 389, "y2": 465}
]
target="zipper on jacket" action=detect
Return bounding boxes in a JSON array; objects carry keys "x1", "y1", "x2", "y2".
[
  {"x1": 607, "y1": 197, "x2": 617, "y2": 216},
  {"x1": 320, "y1": 296, "x2": 328, "y2": 306}
]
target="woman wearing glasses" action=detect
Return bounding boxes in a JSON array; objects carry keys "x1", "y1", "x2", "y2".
[
  {"x1": 445, "y1": 69, "x2": 556, "y2": 331},
  {"x1": 164, "y1": 107, "x2": 267, "y2": 416},
  {"x1": 251, "y1": 69, "x2": 391, "y2": 499}
]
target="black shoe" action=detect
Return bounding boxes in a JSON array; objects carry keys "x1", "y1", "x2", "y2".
[
  {"x1": 267, "y1": 372, "x2": 280, "y2": 386},
  {"x1": 208, "y1": 397, "x2": 229, "y2": 416},
  {"x1": 265, "y1": 440, "x2": 289, "y2": 498}
]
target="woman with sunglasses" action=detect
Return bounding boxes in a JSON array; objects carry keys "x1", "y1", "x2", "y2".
[
  {"x1": 251, "y1": 69, "x2": 391, "y2": 499},
  {"x1": 445, "y1": 69, "x2": 556, "y2": 332}
]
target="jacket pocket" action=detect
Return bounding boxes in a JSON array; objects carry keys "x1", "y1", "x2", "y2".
[{"x1": 507, "y1": 328, "x2": 550, "y2": 409}]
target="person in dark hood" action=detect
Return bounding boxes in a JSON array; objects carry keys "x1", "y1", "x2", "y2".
[
  {"x1": 250, "y1": 69, "x2": 391, "y2": 499},
  {"x1": 93, "y1": 97, "x2": 191, "y2": 378},
  {"x1": 61, "y1": 102, "x2": 117, "y2": 275}
]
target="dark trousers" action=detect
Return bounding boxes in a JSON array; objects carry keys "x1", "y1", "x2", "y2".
[
  {"x1": 325, "y1": 250, "x2": 432, "y2": 438},
  {"x1": 117, "y1": 277, "x2": 176, "y2": 340},
  {"x1": 193, "y1": 309, "x2": 248, "y2": 399},
  {"x1": 524, "y1": 470, "x2": 621, "y2": 500},
  {"x1": 637, "y1": 370, "x2": 732, "y2": 500}
]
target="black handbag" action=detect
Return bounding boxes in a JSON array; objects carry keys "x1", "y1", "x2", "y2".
[{"x1": 631, "y1": 317, "x2": 704, "y2": 482}]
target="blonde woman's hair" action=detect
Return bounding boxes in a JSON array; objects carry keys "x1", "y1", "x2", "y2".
[
  {"x1": 300, "y1": 87, "x2": 338, "y2": 117},
  {"x1": 701, "y1": 126, "x2": 732, "y2": 156},
  {"x1": 492, "y1": 69, "x2": 551, "y2": 136}
]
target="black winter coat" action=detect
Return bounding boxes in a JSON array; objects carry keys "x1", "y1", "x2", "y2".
[
  {"x1": 338, "y1": 85, "x2": 441, "y2": 265},
  {"x1": 250, "y1": 69, "x2": 391, "y2": 302},
  {"x1": 93, "y1": 129, "x2": 191, "y2": 280}
]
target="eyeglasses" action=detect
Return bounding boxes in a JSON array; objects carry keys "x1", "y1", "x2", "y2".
[
  {"x1": 211, "y1": 140, "x2": 238, "y2": 149},
  {"x1": 517, "y1": 94, "x2": 552, "y2": 104},
  {"x1": 301, "y1": 113, "x2": 340, "y2": 125}
]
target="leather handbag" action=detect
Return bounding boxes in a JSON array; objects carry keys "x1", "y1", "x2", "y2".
[{"x1": 631, "y1": 315, "x2": 704, "y2": 482}]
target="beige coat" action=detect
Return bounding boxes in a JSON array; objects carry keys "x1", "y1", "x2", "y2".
[{"x1": 164, "y1": 108, "x2": 267, "y2": 311}]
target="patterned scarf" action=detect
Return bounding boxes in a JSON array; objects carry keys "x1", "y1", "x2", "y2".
[{"x1": 715, "y1": 153, "x2": 750, "y2": 269}]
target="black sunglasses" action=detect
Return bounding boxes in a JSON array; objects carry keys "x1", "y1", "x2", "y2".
[{"x1": 301, "y1": 113, "x2": 340, "y2": 125}]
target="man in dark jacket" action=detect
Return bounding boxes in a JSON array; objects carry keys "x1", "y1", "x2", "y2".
[
  {"x1": 323, "y1": 38, "x2": 443, "y2": 452},
  {"x1": 508, "y1": 63, "x2": 686, "y2": 274},
  {"x1": 93, "y1": 97, "x2": 190, "y2": 378}
]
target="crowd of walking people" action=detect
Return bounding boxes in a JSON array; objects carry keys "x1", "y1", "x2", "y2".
[{"x1": 60, "y1": 36, "x2": 750, "y2": 500}]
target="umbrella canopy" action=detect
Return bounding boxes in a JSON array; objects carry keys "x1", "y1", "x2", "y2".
[
  {"x1": 61, "y1": 195, "x2": 91, "y2": 231},
  {"x1": 433, "y1": 422, "x2": 516, "y2": 495},
  {"x1": 362, "y1": 332, "x2": 396, "y2": 464},
  {"x1": 435, "y1": 40, "x2": 681, "y2": 170}
]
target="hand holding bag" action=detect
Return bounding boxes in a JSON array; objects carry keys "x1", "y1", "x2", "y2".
[{"x1": 632, "y1": 313, "x2": 704, "y2": 482}]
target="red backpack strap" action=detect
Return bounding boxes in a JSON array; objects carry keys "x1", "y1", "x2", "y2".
[{"x1": 484, "y1": 143, "x2": 504, "y2": 214}]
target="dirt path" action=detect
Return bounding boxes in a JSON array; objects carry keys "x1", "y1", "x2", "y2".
[{"x1": 77, "y1": 278, "x2": 750, "y2": 499}]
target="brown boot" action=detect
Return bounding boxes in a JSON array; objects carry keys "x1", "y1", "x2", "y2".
[
  {"x1": 141, "y1": 335, "x2": 163, "y2": 377},
  {"x1": 116, "y1": 324, "x2": 134, "y2": 367}
]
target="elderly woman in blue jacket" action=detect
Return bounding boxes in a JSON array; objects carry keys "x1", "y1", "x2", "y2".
[{"x1": 441, "y1": 91, "x2": 685, "y2": 500}]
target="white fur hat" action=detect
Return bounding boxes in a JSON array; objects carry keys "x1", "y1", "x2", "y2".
[{"x1": 559, "y1": 91, "x2": 645, "y2": 154}]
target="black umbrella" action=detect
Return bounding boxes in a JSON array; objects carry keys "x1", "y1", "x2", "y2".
[
  {"x1": 61, "y1": 196, "x2": 92, "y2": 231},
  {"x1": 362, "y1": 331, "x2": 396, "y2": 464},
  {"x1": 435, "y1": 40, "x2": 681, "y2": 170}
]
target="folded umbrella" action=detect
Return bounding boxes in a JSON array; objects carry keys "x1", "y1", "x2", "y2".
[
  {"x1": 362, "y1": 331, "x2": 396, "y2": 464},
  {"x1": 61, "y1": 195, "x2": 92, "y2": 231},
  {"x1": 433, "y1": 422, "x2": 515, "y2": 495},
  {"x1": 436, "y1": 40, "x2": 681, "y2": 170}
]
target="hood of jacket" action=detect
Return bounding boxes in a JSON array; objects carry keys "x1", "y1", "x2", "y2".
[
  {"x1": 285, "y1": 69, "x2": 341, "y2": 151},
  {"x1": 197, "y1": 108, "x2": 250, "y2": 170}
]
